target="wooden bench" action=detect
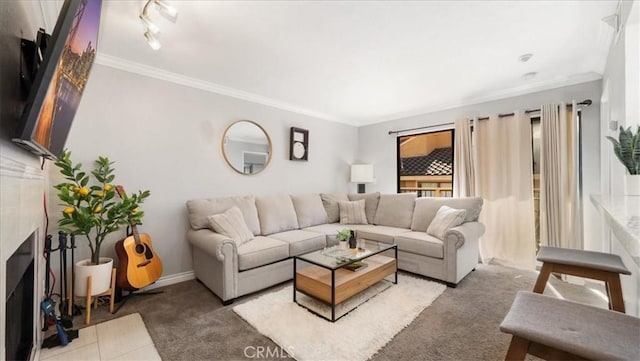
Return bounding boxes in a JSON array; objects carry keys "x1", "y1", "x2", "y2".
[
  {"x1": 534, "y1": 246, "x2": 631, "y2": 312},
  {"x1": 500, "y1": 291, "x2": 640, "y2": 361}
]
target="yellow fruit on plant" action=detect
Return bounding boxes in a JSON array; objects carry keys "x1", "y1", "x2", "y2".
[
  {"x1": 63, "y1": 207, "x2": 75, "y2": 214},
  {"x1": 93, "y1": 205, "x2": 102, "y2": 213},
  {"x1": 132, "y1": 208, "x2": 139, "y2": 214},
  {"x1": 79, "y1": 187, "x2": 90, "y2": 196},
  {"x1": 72, "y1": 186, "x2": 80, "y2": 192},
  {"x1": 103, "y1": 184, "x2": 112, "y2": 191},
  {"x1": 95, "y1": 191, "x2": 104, "y2": 198}
]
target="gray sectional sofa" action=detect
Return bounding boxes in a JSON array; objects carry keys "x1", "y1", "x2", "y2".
[{"x1": 186, "y1": 192, "x2": 485, "y2": 304}]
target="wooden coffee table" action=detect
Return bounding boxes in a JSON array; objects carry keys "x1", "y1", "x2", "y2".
[{"x1": 293, "y1": 240, "x2": 397, "y2": 322}]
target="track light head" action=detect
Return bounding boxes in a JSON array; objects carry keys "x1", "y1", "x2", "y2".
[
  {"x1": 154, "y1": 0, "x2": 177, "y2": 18},
  {"x1": 144, "y1": 31, "x2": 161, "y2": 50},
  {"x1": 139, "y1": 14, "x2": 159, "y2": 34}
]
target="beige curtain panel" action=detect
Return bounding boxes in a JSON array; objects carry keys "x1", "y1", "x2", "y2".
[
  {"x1": 474, "y1": 111, "x2": 536, "y2": 270},
  {"x1": 539, "y1": 101, "x2": 583, "y2": 250},
  {"x1": 453, "y1": 117, "x2": 475, "y2": 197}
]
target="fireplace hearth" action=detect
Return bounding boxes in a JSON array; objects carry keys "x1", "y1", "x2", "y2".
[{"x1": 5, "y1": 233, "x2": 35, "y2": 361}]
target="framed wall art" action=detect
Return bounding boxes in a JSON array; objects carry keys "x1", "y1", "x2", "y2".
[{"x1": 289, "y1": 127, "x2": 308, "y2": 161}]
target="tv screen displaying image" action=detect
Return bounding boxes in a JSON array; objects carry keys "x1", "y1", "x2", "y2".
[{"x1": 13, "y1": 0, "x2": 101, "y2": 159}]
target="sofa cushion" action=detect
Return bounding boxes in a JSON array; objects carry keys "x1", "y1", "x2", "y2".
[
  {"x1": 373, "y1": 193, "x2": 417, "y2": 228},
  {"x1": 269, "y1": 230, "x2": 326, "y2": 256},
  {"x1": 347, "y1": 192, "x2": 380, "y2": 224},
  {"x1": 207, "y1": 206, "x2": 254, "y2": 246},
  {"x1": 320, "y1": 193, "x2": 349, "y2": 223},
  {"x1": 395, "y1": 231, "x2": 444, "y2": 259},
  {"x1": 427, "y1": 205, "x2": 467, "y2": 240},
  {"x1": 355, "y1": 225, "x2": 411, "y2": 244},
  {"x1": 303, "y1": 223, "x2": 345, "y2": 246},
  {"x1": 339, "y1": 200, "x2": 368, "y2": 225},
  {"x1": 291, "y1": 194, "x2": 328, "y2": 228},
  {"x1": 186, "y1": 196, "x2": 261, "y2": 235},
  {"x1": 255, "y1": 195, "x2": 300, "y2": 235},
  {"x1": 237, "y1": 236, "x2": 289, "y2": 271},
  {"x1": 411, "y1": 197, "x2": 483, "y2": 232}
]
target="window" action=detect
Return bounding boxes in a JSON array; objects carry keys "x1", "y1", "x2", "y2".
[
  {"x1": 531, "y1": 117, "x2": 541, "y2": 248},
  {"x1": 397, "y1": 130, "x2": 454, "y2": 197}
]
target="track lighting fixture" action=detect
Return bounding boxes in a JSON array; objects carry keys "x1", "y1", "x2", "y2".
[{"x1": 140, "y1": 0, "x2": 178, "y2": 50}]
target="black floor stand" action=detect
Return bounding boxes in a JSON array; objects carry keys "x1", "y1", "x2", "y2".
[{"x1": 113, "y1": 287, "x2": 163, "y2": 314}]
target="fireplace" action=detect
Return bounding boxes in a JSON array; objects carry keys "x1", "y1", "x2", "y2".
[{"x1": 5, "y1": 233, "x2": 35, "y2": 361}]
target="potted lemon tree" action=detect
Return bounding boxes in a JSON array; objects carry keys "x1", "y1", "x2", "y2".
[
  {"x1": 607, "y1": 125, "x2": 639, "y2": 195},
  {"x1": 54, "y1": 150, "x2": 150, "y2": 296}
]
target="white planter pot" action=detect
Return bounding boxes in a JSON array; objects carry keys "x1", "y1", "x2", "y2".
[
  {"x1": 74, "y1": 257, "x2": 113, "y2": 297},
  {"x1": 624, "y1": 174, "x2": 640, "y2": 196}
]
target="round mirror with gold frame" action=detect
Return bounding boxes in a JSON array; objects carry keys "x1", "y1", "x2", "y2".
[{"x1": 222, "y1": 120, "x2": 272, "y2": 175}]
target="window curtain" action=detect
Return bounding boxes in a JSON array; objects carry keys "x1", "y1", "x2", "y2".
[
  {"x1": 539, "y1": 101, "x2": 583, "y2": 250},
  {"x1": 453, "y1": 117, "x2": 475, "y2": 197},
  {"x1": 473, "y1": 111, "x2": 536, "y2": 269}
]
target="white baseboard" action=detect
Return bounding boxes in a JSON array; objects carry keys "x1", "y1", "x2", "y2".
[{"x1": 140, "y1": 271, "x2": 195, "y2": 291}]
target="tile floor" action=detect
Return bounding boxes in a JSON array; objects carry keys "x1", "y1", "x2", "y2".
[{"x1": 39, "y1": 313, "x2": 161, "y2": 361}]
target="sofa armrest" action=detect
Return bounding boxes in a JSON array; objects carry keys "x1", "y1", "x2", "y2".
[
  {"x1": 187, "y1": 229, "x2": 237, "y2": 261},
  {"x1": 445, "y1": 221, "x2": 486, "y2": 249}
]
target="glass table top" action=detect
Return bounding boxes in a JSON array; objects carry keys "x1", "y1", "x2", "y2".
[{"x1": 295, "y1": 240, "x2": 396, "y2": 270}]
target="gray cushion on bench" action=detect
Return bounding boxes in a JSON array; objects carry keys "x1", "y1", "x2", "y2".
[
  {"x1": 500, "y1": 291, "x2": 640, "y2": 361},
  {"x1": 537, "y1": 246, "x2": 631, "y2": 274}
]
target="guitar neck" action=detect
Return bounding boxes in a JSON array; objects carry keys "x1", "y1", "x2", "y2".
[{"x1": 130, "y1": 223, "x2": 142, "y2": 245}]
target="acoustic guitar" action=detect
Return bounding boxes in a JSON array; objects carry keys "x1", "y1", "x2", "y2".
[{"x1": 115, "y1": 186, "x2": 163, "y2": 291}]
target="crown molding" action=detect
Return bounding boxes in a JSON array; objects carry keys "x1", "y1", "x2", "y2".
[
  {"x1": 362, "y1": 72, "x2": 603, "y2": 126},
  {"x1": 96, "y1": 54, "x2": 602, "y2": 128},
  {"x1": 94, "y1": 53, "x2": 346, "y2": 124}
]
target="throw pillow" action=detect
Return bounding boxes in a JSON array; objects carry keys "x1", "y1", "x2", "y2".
[
  {"x1": 320, "y1": 193, "x2": 349, "y2": 223},
  {"x1": 207, "y1": 206, "x2": 254, "y2": 246},
  {"x1": 347, "y1": 192, "x2": 380, "y2": 224},
  {"x1": 426, "y1": 205, "x2": 467, "y2": 240},
  {"x1": 338, "y1": 199, "x2": 368, "y2": 225},
  {"x1": 291, "y1": 193, "x2": 329, "y2": 228}
]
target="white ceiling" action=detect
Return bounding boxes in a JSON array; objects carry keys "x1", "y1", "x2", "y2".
[{"x1": 52, "y1": 1, "x2": 619, "y2": 126}]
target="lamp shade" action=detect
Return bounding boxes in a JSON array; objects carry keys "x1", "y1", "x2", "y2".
[{"x1": 350, "y1": 164, "x2": 375, "y2": 183}]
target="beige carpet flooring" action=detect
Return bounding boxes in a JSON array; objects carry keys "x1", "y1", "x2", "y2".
[{"x1": 81, "y1": 264, "x2": 607, "y2": 361}]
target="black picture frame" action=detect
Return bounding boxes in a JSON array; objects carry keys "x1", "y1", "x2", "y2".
[{"x1": 289, "y1": 127, "x2": 309, "y2": 161}]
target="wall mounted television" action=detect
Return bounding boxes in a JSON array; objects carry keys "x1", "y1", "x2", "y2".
[{"x1": 13, "y1": 0, "x2": 102, "y2": 160}]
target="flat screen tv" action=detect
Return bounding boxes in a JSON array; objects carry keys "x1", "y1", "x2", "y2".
[{"x1": 13, "y1": 0, "x2": 102, "y2": 160}]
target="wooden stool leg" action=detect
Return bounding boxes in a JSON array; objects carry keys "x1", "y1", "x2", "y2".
[
  {"x1": 85, "y1": 275, "x2": 92, "y2": 325},
  {"x1": 606, "y1": 274, "x2": 626, "y2": 313},
  {"x1": 533, "y1": 263, "x2": 553, "y2": 294},
  {"x1": 109, "y1": 268, "x2": 116, "y2": 314},
  {"x1": 504, "y1": 335, "x2": 530, "y2": 361}
]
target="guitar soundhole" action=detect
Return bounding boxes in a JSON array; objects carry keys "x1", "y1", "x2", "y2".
[{"x1": 135, "y1": 244, "x2": 146, "y2": 255}]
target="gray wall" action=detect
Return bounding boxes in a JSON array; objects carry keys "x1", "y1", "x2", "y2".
[
  {"x1": 50, "y1": 64, "x2": 359, "y2": 277},
  {"x1": 357, "y1": 80, "x2": 603, "y2": 251}
]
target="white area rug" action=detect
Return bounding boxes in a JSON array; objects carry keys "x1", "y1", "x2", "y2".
[{"x1": 233, "y1": 274, "x2": 446, "y2": 361}]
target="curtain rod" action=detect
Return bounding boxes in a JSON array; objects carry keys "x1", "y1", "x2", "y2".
[{"x1": 388, "y1": 99, "x2": 592, "y2": 135}]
